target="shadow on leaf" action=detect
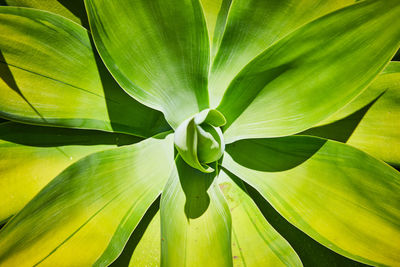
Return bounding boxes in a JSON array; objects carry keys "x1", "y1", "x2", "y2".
[
  {"x1": 226, "y1": 136, "x2": 326, "y2": 172},
  {"x1": 223, "y1": 168, "x2": 369, "y2": 267},
  {"x1": 300, "y1": 92, "x2": 383, "y2": 143},
  {"x1": 0, "y1": 50, "x2": 46, "y2": 122},
  {"x1": 109, "y1": 197, "x2": 160, "y2": 267},
  {"x1": 0, "y1": 122, "x2": 141, "y2": 147},
  {"x1": 57, "y1": 0, "x2": 89, "y2": 28},
  {"x1": 176, "y1": 156, "x2": 214, "y2": 219}
]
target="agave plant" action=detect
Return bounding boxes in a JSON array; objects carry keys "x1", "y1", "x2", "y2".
[{"x1": 0, "y1": 0, "x2": 400, "y2": 266}]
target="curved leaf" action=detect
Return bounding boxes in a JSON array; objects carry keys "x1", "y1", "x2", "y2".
[
  {"x1": 0, "y1": 122, "x2": 140, "y2": 223},
  {"x1": 0, "y1": 6, "x2": 168, "y2": 137},
  {"x1": 303, "y1": 61, "x2": 400, "y2": 166},
  {"x1": 209, "y1": 0, "x2": 355, "y2": 107},
  {"x1": 160, "y1": 157, "x2": 232, "y2": 266},
  {"x1": 85, "y1": 0, "x2": 210, "y2": 128},
  {"x1": 128, "y1": 212, "x2": 161, "y2": 267},
  {"x1": 223, "y1": 136, "x2": 400, "y2": 266},
  {"x1": 2, "y1": 0, "x2": 88, "y2": 27},
  {"x1": 199, "y1": 0, "x2": 232, "y2": 61},
  {"x1": 218, "y1": 0, "x2": 400, "y2": 142},
  {"x1": 0, "y1": 135, "x2": 174, "y2": 266},
  {"x1": 316, "y1": 61, "x2": 400, "y2": 125},
  {"x1": 218, "y1": 171, "x2": 302, "y2": 267}
]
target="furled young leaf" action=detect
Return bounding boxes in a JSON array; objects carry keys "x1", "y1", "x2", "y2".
[
  {"x1": 0, "y1": 135, "x2": 174, "y2": 266},
  {"x1": 0, "y1": 6, "x2": 169, "y2": 137},
  {"x1": 160, "y1": 157, "x2": 232, "y2": 267},
  {"x1": 303, "y1": 61, "x2": 400, "y2": 166},
  {"x1": 223, "y1": 136, "x2": 400, "y2": 266},
  {"x1": 218, "y1": 171, "x2": 302, "y2": 267},
  {"x1": 0, "y1": 122, "x2": 140, "y2": 224},
  {"x1": 208, "y1": 0, "x2": 355, "y2": 107},
  {"x1": 1, "y1": 0, "x2": 88, "y2": 27},
  {"x1": 85, "y1": 0, "x2": 210, "y2": 128},
  {"x1": 218, "y1": 0, "x2": 400, "y2": 142}
]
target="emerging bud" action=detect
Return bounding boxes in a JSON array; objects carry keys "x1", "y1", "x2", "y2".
[{"x1": 174, "y1": 109, "x2": 226, "y2": 173}]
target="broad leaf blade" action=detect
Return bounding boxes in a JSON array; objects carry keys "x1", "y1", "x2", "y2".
[
  {"x1": 219, "y1": 171, "x2": 302, "y2": 267},
  {"x1": 209, "y1": 0, "x2": 355, "y2": 107},
  {"x1": 160, "y1": 157, "x2": 232, "y2": 266},
  {"x1": 2, "y1": 0, "x2": 88, "y2": 27},
  {"x1": 223, "y1": 136, "x2": 400, "y2": 266},
  {"x1": 303, "y1": 61, "x2": 400, "y2": 166},
  {"x1": 199, "y1": 0, "x2": 232, "y2": 61},
  {"x1": 218, "y1": 0, "x2": 400, "y2": 142},
  {"x1": 0, "y1": 135, "x2": 174, "y2": 266},
  {"x1": 85, "y1": 0, "x2": 210, "y2": 128},
  {"x1": 316, "y1": 61, "x2": 400, "y2": 125},
  {"x1": 0, "y1": 122, "x2": 140, "y2": 223},
  {"x1": 128, "y1": 212, "x2": 161, "y2": 267},
  {"x1": 0, "y1": 6, "x2": 168, "y2": 137}
]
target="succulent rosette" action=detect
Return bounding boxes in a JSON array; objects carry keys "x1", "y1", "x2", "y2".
[{"x1": 0, "y1": 0, "x2": 399, "y2": 266}]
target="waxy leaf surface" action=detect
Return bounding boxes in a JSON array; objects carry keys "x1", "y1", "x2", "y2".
[
  {"x1": 0, "y1": 122, "x2": 140, "y2": 224},
  {"x1": 218, "y1": 0, "x2": 400, "y2": 142},
  {"x1": 223, "y1": 136, "x2": 400, "y2": 266},
  {"x1": 219, "y1": 171, "x2": 302, "y2": 267},
  {"x1": 86, "y1": 0, "x2": 210, "y2": 128},
  {"x1": 0, "y1": 7, "x2": 168, "y2": 137},
  {"x1": 304, "y1": 62, "x2": 400, "y2": 166},
  {"x1": 0, "y1": 136, "x2": 174, "y2": 266},
  {"x1": 209, "y1": 0, "x2": 355, "y2": 107},
  {"x1": 160, "y1": 157, "x2": 232, "y2": 267}
]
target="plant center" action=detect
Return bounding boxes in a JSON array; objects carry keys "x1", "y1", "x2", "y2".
[{"x1": 174, "y1": 109, "x2": 226, "y2": 173}]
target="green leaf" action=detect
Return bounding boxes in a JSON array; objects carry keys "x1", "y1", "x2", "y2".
[
  {"x1": 85, "y1": 0, "x2": 210, "y2": 128},
  {"x1": 223, "y1": 136, "x2": 400, "y2": 266},
  {"x1": 0, "y1": 122, "x2": 140, "y2": 223},
  {"x1": 128, "y1": 212, "x2": 161, "y2": 267},
  {"x1": 316, "y1": 61, "x2": 400, "y2": 125},
  {"x1": 217, "y1": 0, "x2": 400, "y2": 142},
  {"x1": 0, "y1": 6, "x2": 169, "y2": 137},
  {"x1": 218, "y1": 171, "x2": 302, "y2": 267},
  {"x1": 199, "y1": 0, "x2": 232, "y2": 61},
  {"x1": 2, "y1": 0, "x2": 88, "y2": 27},
  {"x1": 160, "y1": 157, "x2": 232, "y2": 266},
  {"x1": 303, "y1": 61, "x2": 400, "y2": 166},
  {"x1": 108, "y1": 199, "x2": 160, "y2": 267},
  {"x1": 0, "y1": 135, "x2": 174, "y2": 266},
  {"x1": 209, "y1": 0, "x2": 355, "y2": 107}
]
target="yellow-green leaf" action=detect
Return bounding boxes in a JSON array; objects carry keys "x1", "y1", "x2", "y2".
[
  {"x1": 219, "y1": 171, "x2": 302, "y2": 267},
  {"x1": 209, "y1": 0, "x2": 355, "y2": 107},
  {"x1": 160, "y1": 157, "x2": 232, "y2": 267},
  {"x1": 223, "y1": 136, "x2": 400, "y2": 266},
  {"x1": 0, "y1": 6, "x2": 168, "y2": 137},
  {"x1": 0, "y1": 135, "x2": 174, "y2": 266},
  {"x1": 85, "y1": 0, "x2": 210, "y2": 128},
  {"x1": 218, "y1": 0, "x2": 400, "y2": 142},
  {"x1": 0, "y1": 122, "x2": 140, "y2": 223}
]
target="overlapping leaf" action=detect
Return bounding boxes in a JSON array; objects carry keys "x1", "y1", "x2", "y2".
[
  {"x1": 1, "y1": 0, "x2": 88, "y2": 27},
  {"x1": 0, "y1": 122, "x2": 140, "y2": 224},
  {"x1": 209, "y1": 0, "x2": 355, "y2": 107},
  {"x1": 304, "y1": 61, "x2": 400, "y2": 166},
  {"x1": 160, "y1": 157, "x2": 232, "y2": 267},
  {"x1": 0, "y1": 6, "x2": 168, "y2": 137},
  {"x1": 85, "y1": 0, "x2": 210, "y2": 128},
  {"x1": 219, "y1": 171, "x2": 302, "y2": 267},
  {"x1": 0, "y1": 135, "x2": 174, "y2": 266},
  {"x1": 218, "y1": 0, "x2": 400, "y2": 142},
  {"x1": 223, "y1": 136, "x2": 400, "y2": 266}
]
